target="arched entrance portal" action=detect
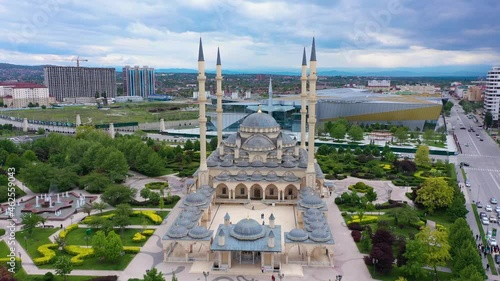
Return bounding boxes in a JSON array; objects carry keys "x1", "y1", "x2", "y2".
[
  {"x1": 250, "y1": 184, "x2": 263, "y2": 200},
  {"x1": 265, "y1": 184, "x2": 279, "y2": 200},
  {"x1": 284, "y1": 185, "x2": 298, "y2": 200}
]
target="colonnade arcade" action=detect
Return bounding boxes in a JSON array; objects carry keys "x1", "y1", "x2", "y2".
[{"x1": 214, "y1": 182, "x2": 299, "y2": 200}]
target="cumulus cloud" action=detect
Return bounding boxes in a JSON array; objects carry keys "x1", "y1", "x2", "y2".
[{"x1": 0, "y1": 0, "x2": 498, "y2": 69}]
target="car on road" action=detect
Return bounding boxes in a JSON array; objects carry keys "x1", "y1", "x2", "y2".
[
  {"x1": 465, "y1": 180, "x2": 471, "y2": 187},
  {"x1": 496, "y1": 206, "x2": 500, "y2": 213},
  {"x1": 460, "y1": 162, "x2": 470, "y2": 167},
  {"x1": 482, "y1": 217, "x2": 491, "y2": 225},
  {"x1": 490, "y1": 216, "x2": 498, "y2": 223},
  {"x1": 489, "y1": 237, "x2": 498, "y2": 246},
  {"x1": 486, "y1": 205, "x2": 493, "y2": 212},
  {"x1": 477, "y1": 201, "x2": 483, "y2": 208},
  {"x1": 480, "y1": 138, "x2": 484, "y2": 141},
  {"x1": 465, "y1": 143, "x2": 469, "y2": 147},
  {"x1": 480, "y1": 212, "x2": 488, "y2": 218},
  {"x1": 492, "y1": 198, "x2": 498, "y2": 204},
  {"x1": 476, "y1": 133, "x2": 480, "y2": 137}
]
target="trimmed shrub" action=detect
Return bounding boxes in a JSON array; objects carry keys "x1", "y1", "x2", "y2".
[
  {"x1": 132, "y1": 233, "x2": 147, "y2": 243},
  {"x1": 145, "y1": 182, "x2": 168, "y2": 190},
  {"x1": 142, "y1": 229, "x2": 155, "y2": 236},
  {"x1": 59, "y1": 224, "x2": 78, "y2": 239},
  {"x1": 347, "y1": 222, "x2": 364, "y2": 231},
  {"x1": 348, "y1": 182, "x2": 374, "y2": 193},
  {"x1": 64, "y1": 245, "x2": 94, "y2": 265},
  {"x1": 123, "y1": 246, "x2": 140, "y2": 254},
  {"x1": 351, "y1": 230, "x2": 362, "y2": 242},
  {"x1": 348, "y1": 215, "x2": 378, "y2": 225},
  {"x1": 33, "y1": 244, "x2": 58, "y2": 265},
  {"x1": 132, "y1": 210, "x2": 162, "y2": 225},
  {"x1": 87, "y1": 277, "x2": 119, "y2": 281}
]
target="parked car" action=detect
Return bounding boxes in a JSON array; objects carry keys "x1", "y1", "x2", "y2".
[
  {"x1": 480, "y1": 138, "x2": 484, "y2": 141},
  {"x1": 486, "y1": 205, "x2": 493, "y2": 212},
  {"x1": 495, "y1": 254, "x2": 500, "y2": 264},
  {"x1": 490, "y1": 216, "x2": 498, "y2": 223},
  {"x1": 466, "y1": 181, "x2": 471, "y2": 187},
  {"x1": 492, "y1": 198, "x2": 498, "y2": 204},
  {"x1": 461, "y1": 162, "x2": 470, "y2": 167},
  {"x1": 480, "y1": 212, "x2": 488, "y2": 218},
  {"x1": 482, "y1": 217, "x2": 491, "y2": 225},
  {"x1": 477, "y1": 201, "x2": 483, "y2": 208},
  {"x1": 489, "y1": 237, "x2": 498, "y2": 247}
]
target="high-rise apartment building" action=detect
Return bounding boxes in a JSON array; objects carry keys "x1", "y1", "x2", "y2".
[
  {"x1": 484, "y1": 66, "x2": 500, "y2": 123},
  {"x1": 44, "y1": 66, "x2": 116, "y2": 102},
  {"x1": 122, "y1": 66, "x2": 155, "y2": 98}
]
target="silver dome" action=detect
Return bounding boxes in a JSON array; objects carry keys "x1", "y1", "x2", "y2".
[
  {"x1": 167, "y1": 225, "x2": 188, "y2": 238},
  {"x1": 309, "y1": 229, "x2": 330, "y2": 242},
  {"x1": 241, "y1": 112, "x2": 279, "y2": 129},
  {"x1": 242, "y1": 135, "x2": 275, "y2": 151},
  {"x1": 300, "y1": 195, "x2": 324, "y2": 209},
  {"x1": 184, "y1": 192, "x2": 208, "y2": 206},
  {"x1": 230, "y1": 218, "x2": 266, "y2": 241},
  {"x1": 286, "y1": 228, "x2": 308, "y2": 242},
  {"x1": 188, "y1": 226, "x2": 210, "y2": 239}
]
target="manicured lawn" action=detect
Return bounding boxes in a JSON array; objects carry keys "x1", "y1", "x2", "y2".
[
  {"x1": 65, "y1": 228, "x2": 155, "y2": 246},
  {"x1": 369, "y1": 265, "x2": 452, "y2": 281},
  {"x1": 0, "y1": 240, "x2": 10, "y2": 257},
  {"x1": 15, "y1": 228, "x2": 59, "y2": 260}
]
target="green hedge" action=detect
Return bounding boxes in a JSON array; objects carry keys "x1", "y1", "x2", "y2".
[
  {"x1": 33, "y1": 244, "x2": 58, "y2": 265},
  {"x1": 145, "y1": 182, "x2": 168, "y2": 190},
  {"x1": 348, "y1": 182, "x2": 374, "y2": 193}
]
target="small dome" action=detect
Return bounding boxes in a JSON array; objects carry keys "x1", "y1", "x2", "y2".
[
  {"x1": 310, "y1": 229, "x2": 330, "y2": 242},
  {"x1": 300, "y1": 187, "x2": 314, "y2": 195},
  {"x1": 184, "y1": 206, "x2": 201, "y2": 214},
  {"x1": 305, "y1": 221, "x2": 327, "y2": 232},
  {"x1": 242, "y1": 135, "x2": 275, "y2": 151},
  {"x1": 230, "y1": 218, "x2": 266, "y2": 240},
  {"x1": 199, "y1": 188, "x2": 213, "y2": 197},
  {"x1": 282, "y1": 161, "x2": 296, "y2": 168},
  {"x1": 207, "y1": 160, "x2": 218, "y2": 167},
  {"x1": 223, "y1": 134, "x2": 237, "y2": 144},
  {"x1": 235, "y1": 172, "x2": 248, "y2": 181},
  {"x1": 283, "y1": 173, "x2": 298, "y2": 182},
  {"x1": 236, "y1": 161, "x2": 249, "y2": 167},
  {"x1": 283, "y1": 155, "x2": 296, "y2": 162},
  {"x1": 266, "y1": 173, "x2": 279, "y2": 181},
  {"x1": 215, "y1": 173, "x2": 230, "y2": 180},
  {"x1": 300, "y1": 195, "x2": 324, "y2": 209},
  {"x1": 184, "y1": 192, "x2": 208, "y2": 206},
  {"x1": 167, "y1": 225, "x2": 188, "y2": 238},
  {"x1": 220, "y1": 160, "x2": 233, "y2": 167},
  {"x1": 180, "y1": 211, "x2": 199, "y2": 221},
  {"x1": 298, "y1": 161, "x2": 307, "y2": 168},
  {"x1": 251, "y1": 173, "x2": 264, "y2": 181},
  {"x1": 188, "y1": 226, "x2": 210, "y2": 239},
  {"x1": 286, "y1": 228, "x2": 308, "y2": 242},
  {"x1": 265, "y1": 161, "x2": 279, "y2": 168},
  {"x1": 304, "y1": 208, "x2": 322, "y2": 218},
  {"x1": 304, "y1": 215, "x2": 325, "y2": 225},
  {"x1": 282, "y1": 133, "x2": 296, "y2": 145},
  {"x1": 250, "y1": 161, "x2": 264, "y2": 167},
  {"x1": 175, "y1": 217, "x2": 197, "y2": 229},
  {"x1": 241, "y1": 112, "x2": 279, "y2": 129},
  {"x1": 224, "y1": 213, "x2": 230, "y2": 220}
]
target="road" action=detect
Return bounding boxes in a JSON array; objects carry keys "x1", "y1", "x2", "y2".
[{"x1": 447, "y1": 97, "x2": 500, "y2": 240}]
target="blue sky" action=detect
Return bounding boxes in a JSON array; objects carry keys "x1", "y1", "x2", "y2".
[{"x1": 0, "y1": 0, "x2": 499, "y2": 71}]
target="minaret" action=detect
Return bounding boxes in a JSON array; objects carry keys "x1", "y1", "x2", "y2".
[
  {"x1": 216, "y1": 47, "x2": 223, "y2": 146},
  {"x1": 197, "y1": 38, "x2": 209, "y2": 186},
  {"x1": 300, "y1": 47, "x2": 307, "y2": 149},
  {"x1": 268, "y1": 77, "x2": 273, "y2": 117},
  {"x1": 306, "y1": 38, "x2": 318, "y2": 188}
]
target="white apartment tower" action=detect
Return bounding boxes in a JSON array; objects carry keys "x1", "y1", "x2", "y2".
[{"x1": 485, "y1": 66, "x2": 500, "y2": 123}]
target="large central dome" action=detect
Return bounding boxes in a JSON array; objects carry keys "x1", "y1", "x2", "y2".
[
  {"x1": 241, "y1": 112, "x2": 279, "y2": 129},
  {"x1": 230, "y1": 218, "x2": 266, "y2": 240}
]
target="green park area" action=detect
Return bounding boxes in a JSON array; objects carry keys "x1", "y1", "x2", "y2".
[
  {"x1": 332, "y1": 144, "x2": 487, "y2": 280},
  {"x1": 2, "y1": 102, "x2": 199, "y2": 124}
]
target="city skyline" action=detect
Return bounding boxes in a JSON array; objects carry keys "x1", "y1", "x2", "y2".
[{"x1": 0, "y1": 0, "x2": 499, "y2": 71}]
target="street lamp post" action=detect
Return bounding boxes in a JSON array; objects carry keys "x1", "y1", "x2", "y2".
[
  {"x1": 372, "y1": 258, "x2": 379, "y2": 276},
  {"x1": 70, "y1": 215, "x2": 74, "y2": 225},
  {"x1": 203, "y1": 271, "x2": 209, "y2": 281}
]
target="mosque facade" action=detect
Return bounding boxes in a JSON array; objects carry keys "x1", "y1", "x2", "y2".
[{"x1": 162, "y1": 38, "x2": 335, "y2": 273}]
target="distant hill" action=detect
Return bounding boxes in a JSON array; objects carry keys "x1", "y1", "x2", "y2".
[{"x1": 0, "y1": 63, "x2": 44, "y2": 70}]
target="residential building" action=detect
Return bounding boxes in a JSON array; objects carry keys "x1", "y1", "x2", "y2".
[
  {"x1": 122, "y1": 65, "x2": 155, "y2": 98},
  {"x1": 0, "y1": 82, "x2": 55, "y2": 108},
  {"x1": 465, "y1": 86, "x2": 484, "y2": 102},
  {"x1": 484, "y1": 66, "x2": 500, "y2": 123},
  {"x1": 44, "y1": 66, "x2": 116, "y2": 101},
  {"x1": 396, "y1": 84, "x2": 440, "y2": 94},
  {"x1": 367, "y1": 79, "x2": 391, "y2": 88}
]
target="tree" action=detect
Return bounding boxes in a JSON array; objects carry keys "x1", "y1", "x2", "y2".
[
  {"x1": 184, "y1": 139, "x2": 193, "y2": 150},
  {"x1": 415, "y1": 145, "x2": 431, "y2": 168},
  {"x1": 140, "y1": 188, "x2": 152, "y2": 199},
  {"x1": 80, "y1": 172, "x2": 112, "y2": 193},
  {"x1": 369, "y1": 242, "x2": 394, "y2": 274},
  {"x1": 114, "y1": 204, "x2": 132, "y2": 234},
  {"x1": 394, "y1": 127, "x2": 408, "y2": 144},
  {"x1": 104, "y1": 231, "x2": 123, "y2": 262},
  {"x1": 101, "y1": 185, "x2": 137, "y2": 206},
  {"x1": 82, "y1": 203, "x2": 93, "y2": 216},
  {"x1": 54, "y1": 256, "x2": 73, "y2": 281},
  {"x1": 92, "y1": 202, "x2": 107, "y2": 214},
  {"x1": 317, "y1": 144, "x2": 331, "y2": 156},
  {"x1": 372, "y1": 229, "x2": 394, "y2": 246},
  {"x1": 148, "y1": 192, "x2": 160, "y2": 205},
  {"x1": 22, "y1": 150, "x2": 37, "y2": 162},
  {"x1": 446, "y1": 190, "x2": 468, "y2": 222},
  {"x1": 5, "y1": 154, "x2": 24, "y2": 171},
  {"x1": 485, "y1": 111, "x2": 493, "y2": 128},
  {"x1": 401, "y1": 238, "x2": 427, "y2": 279},
  {"x1": 193, "y1": 140, "x2": 200, "y2": 151},
  {"x1": 415, "y1": 226, "x2": 451, "y2": 278},
  {"x1": 457, "y1": 264, "x2": 485, "y2": 281},
  {"x1": 348, "y1": 124, "x2": 364, "y2": 141},
  {"x1": 143, "y1": 268, "x2": 166, "y2": 281},
  {"x1": 422, "y1": 129, "x2": 434, "y2": 144},
  {"x1": 21, "y1": 213, "x2": 44, "y2": 237},
  {"x1": 365, "y1": 189, "x2": 377, "y2": 202},
  {"x1": 452, "y1": 243, "x2": 484, "y2": 279},
  {"x1": 330, "y1": 124, "x2": 346, "y2": 141},
  {"x1": 92, "y1": 230, "x2": 107, "y2": 259},
  {"x1": 0, "y1": 264, "x2": 17, "y2": 280},
  {"x1": 209, "y1": 138, "x2": 218, "y2": 151},
  {"x1": 389, "y1": 205, "x2": 419, "y2": 226},
  {"x1": 416, "y1": 178, "x2": 454, "y2": 212}
]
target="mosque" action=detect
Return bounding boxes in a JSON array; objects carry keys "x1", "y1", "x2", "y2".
[{"x1": 162, "y1": 38, "x2": 335, "y2": 273}]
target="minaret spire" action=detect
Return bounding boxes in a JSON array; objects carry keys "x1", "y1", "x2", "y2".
[
  {"x1": 197, "y1": 38, "x2": 208, "y2": 186},
  {"x1": 268, "y1": 77, "x2": 273, "y2": 117},
  {"x1": 300, "y1": 47, "x2": 307, "y2": 150},
  {"x1": 306, "y1": 37, "x2": 318, "y2": 193},
  {"x1": 216, "y1": 47, "x2": 223, "y2": 147}
]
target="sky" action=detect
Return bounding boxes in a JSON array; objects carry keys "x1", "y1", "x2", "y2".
[{"x1": 0, "y1": 0, "x2": 499, "y2": 71}]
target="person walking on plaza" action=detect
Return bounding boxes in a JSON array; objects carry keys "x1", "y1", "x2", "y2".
[{"x1": 272, "y1": 275, "x2": 275, "y2": 281}]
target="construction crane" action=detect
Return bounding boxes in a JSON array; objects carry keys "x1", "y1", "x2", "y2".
[{"x1": 72, "y1": 56, "x2": 88, "y2": 67}]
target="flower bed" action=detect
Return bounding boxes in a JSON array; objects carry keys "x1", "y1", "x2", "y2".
[
  {"x1": 132, "y1": 233, "x2": 147, "y2": 243},
  {"x1": 347, "y1": 215, "x2": 378, "y2": 225},
  {"x1": 142, "y1": 229, "x2": 155, "y2": 236},
  {"x1": 145, "y1": 182, "x2": 168, "y2": 190},
  {"x1": 132, "y1": 211, "x2": 162, "y2": 225},
  {"x1": 123, "y1": 246, "x2": 140, "y2": 254},
  {"x1": 64, "y1": 245, "x2": 95, "y2": 265}
]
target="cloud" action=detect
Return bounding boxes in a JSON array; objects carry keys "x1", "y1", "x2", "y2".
[{"x1": 0, "y1": 0, "x2": 498, "y2": 70}]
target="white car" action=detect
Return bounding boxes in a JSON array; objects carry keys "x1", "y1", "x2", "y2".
[
  {"x1": 486, "y1": 205, "x2": 493, "y2": 212},
  {"x1": 495, "y1": 206, "x2": 500, "y2": 213},
  {"x1": 489, "y1": 237, "x2": 498, "y2": 247},
  {"x1": 482, "y1": 217, "x2": 490, "y2": 225}
]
